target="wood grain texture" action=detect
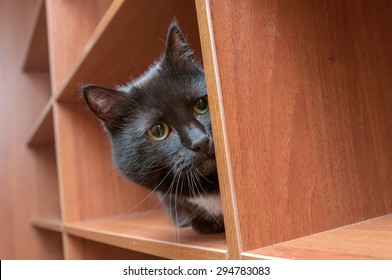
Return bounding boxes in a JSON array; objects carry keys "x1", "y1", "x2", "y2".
[
  {"x1": 207, "y1": 0, "x2": 392, "y2": 252},
  {"x1": 65, "y1": 235, "x2": 164, "y2": 260},
  {"x1": 46, "y1": 0, "x2": 113, "y2": 93},
  {"x1": 27, "y1": 96, "x2": 54, "y2": 146},
  {"x1": 195, "y1": 0, "x2": 242, "y2": 260},
  {"x1": 242, "y1": 214, "x2": 392, "y2": 259},
  {"x1": 55, "y1": 0, "x2": 202, "y2": 102},
  {"x1": 0, "y1": 0, "x2": 58, "y2": 259},
  {"x1": 32, "y1": 229, "x2": 64, "y2": 259},
  {"x1": 29, "y1": 145, "x2": 61, "y2": 220},
  {"x1": 64, "y1": 209, "x2": 227, "y2": 260},
  {"x1": 22, "y1": 0, "x2": 49, "y2": 72}
]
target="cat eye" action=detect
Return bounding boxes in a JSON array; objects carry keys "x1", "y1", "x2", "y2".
[
  {"x1": 194, "y1": 96, "x2": 209, "y2": 114},
  {"x1": 147, "y1": 122, "x2": 170, "y2": 141}
]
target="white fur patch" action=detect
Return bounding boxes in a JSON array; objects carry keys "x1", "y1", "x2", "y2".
[{"x1": 188, "y1": 194, "x2": 222, "y2": 217}]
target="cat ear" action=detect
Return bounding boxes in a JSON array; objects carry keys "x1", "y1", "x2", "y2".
[
  {"x1": 82, "y1": 84, "x2": 127, "y2": 130},
  {"x1": 164, "y1": 20, "x2": 194, "y2": 68}
]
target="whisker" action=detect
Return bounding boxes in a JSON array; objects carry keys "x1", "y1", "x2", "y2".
[
  {"x1": 195, "y1": 167, "x2": 214, "y2": 183},
  {"x1": 111, "y1": 167, "x2": 174, "y2": 218},
  {"x1": 191, "y1": 168, "x2": 222, "y2": 226}
]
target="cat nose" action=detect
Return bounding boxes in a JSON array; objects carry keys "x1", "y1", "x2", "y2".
[
  {"x1": 181, "y1": 123, "x2": 211, "y2": 154},
  {"x1": 190, "y1": 134, "x2": 210, "y2": 154}
]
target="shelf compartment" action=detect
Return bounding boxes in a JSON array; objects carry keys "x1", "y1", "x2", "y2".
[
  {"x1": 242, "y1": 214, "x2": 392, "y2": 260},
  {"x1": 22, "y1": 0, "x2": 49, "y2": 72},
  {"x1": 32, "y1": 217, "x2": 63, "y2": 233},
  {"x1": 26, "y1": 98, "x2": 54, "y2": 146},
  {"x1": 64, "y1": 209, "x2": 227, "y2": 260},
  {"x1": 55, "y1": 0, "x2": 201, "y2": 103}
]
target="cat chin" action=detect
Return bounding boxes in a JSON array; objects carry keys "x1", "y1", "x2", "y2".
[{"x1": 196, "y1": 157, "x2": 217, "y2": 176}]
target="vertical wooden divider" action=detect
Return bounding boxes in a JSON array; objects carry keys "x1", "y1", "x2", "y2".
[
  {"x1": 204, "y1": 0, "x2": 392, "y2": 254},
  {"x1": 195, "y1": 0, "x2": 242, "y2": 259}
]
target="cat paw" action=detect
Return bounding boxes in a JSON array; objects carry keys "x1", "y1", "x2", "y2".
[{"x1": 191, "y1": 218, "x2": 225, "y2": 234}]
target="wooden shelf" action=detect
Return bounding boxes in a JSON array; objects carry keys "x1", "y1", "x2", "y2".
[
  {"x1": 32, "y1": 217, "x2": 63, "y2": 233},
  {"x1": 242, "y1": 214, "x2": 392, "y2": 260},
  {"x1": 22, "y1": 0, "x2": 49, "y2": 72},
  {"x1": 26, "y1": 98, "x2": 54, "y2": 146},
  {"x1": 64, "y1": 209, "x2": 227, "y2": 260}
]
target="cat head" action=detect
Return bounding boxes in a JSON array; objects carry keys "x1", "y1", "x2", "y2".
[{"x1": 81, "y1": 21, "x2": 217, "y2": 196}]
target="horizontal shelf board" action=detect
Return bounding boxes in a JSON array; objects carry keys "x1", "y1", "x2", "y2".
[
  {"x1": 242, "y1": 214, "x2": 392, "y2": 260},
  {"x1": 22, "y1": 0, "x2": 49, "y2": 72},
  {"x1": 26, "y1": 98, "x2": 54, "y2": 146},
  {"x1": 64, "y1": 209, "x2": 227, "y2": 260},
  {"x1": 31, "y1": 217, "x2": 63, "y2": 233},
  {"x1": 55, "y1": 0, "x2": 201, "y2": 102}
]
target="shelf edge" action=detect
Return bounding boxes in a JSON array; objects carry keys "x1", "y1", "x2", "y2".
[
  {"x1": 26, "y1": 97, "x2": 54, "y2": 147},
  {"x1": 63, "y1": 222, "x2": 227, "y2": 260},
  {"x1": 31, "y1": 217, "x2": 63, "y2": 233}
]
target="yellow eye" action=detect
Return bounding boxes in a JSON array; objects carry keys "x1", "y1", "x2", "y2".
[
  {"x1": 147, "y1": 122, "x2": 170, "y2": 141},
  {"x1": 194, "y1": 96, "x2": 209, "y2": 114}
]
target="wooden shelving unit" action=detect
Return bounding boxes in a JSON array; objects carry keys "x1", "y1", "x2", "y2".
[{"x1": 19, "y1": 0, "x2": 392, "y2": 259}]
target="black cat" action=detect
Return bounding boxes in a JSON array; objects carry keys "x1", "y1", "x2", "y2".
[{"x1": 81, "y1": 20, "x2": 224, "y2": 234}]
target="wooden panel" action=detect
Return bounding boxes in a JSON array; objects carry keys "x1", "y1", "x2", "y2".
[
  {"x1": 207, "y1": 0, "x2": 392, "y2": 252},
  {"x1": 33, "y1": 229, "x2": 64, "y2": 259},
  {"x1": 242, "y1": 215, "x2": 392, "y2": 259},
  {"x1": 64, "y1": 235, "x2": 164, "y2": 260},
  {"x1": 27, "y1": 98, "x2": 54, "y2": 146},
  {"x1": 195, "y1": 0, "x2": 242, "y2": 260},
  {"x1": 22, "y1": 0, "x2": 49, "y2": 71},
  {"x1": 0, "y1": 0, "x2": 58, "y2": 259},
  {"x1": 46, "y1": 0, "x2": 113, "y2": 93},
  {"x1": 29, "y1": 145, "x2": 61, "y2": 220},
  {"x1": 54, "y1": 102, "x2": 155, "y2": 221},
  {"x1": 64, "y1": 209, "x2": 227, "y2": 260},
  {"x1": 55, "y1": 0, "x2": 202, "y2": 102}
]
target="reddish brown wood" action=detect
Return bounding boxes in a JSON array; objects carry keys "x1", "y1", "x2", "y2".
[
  {"x1": 22, "y1": 0, "x2": 49, "y2": 72},
  {"x1": 46, "y1": 0, "x2": 113, "y2": 93},
  {"x1": 207, "y1": 0, "x2": 392, "y2": 252},
  {"x1": 63, "y1": 209, "x2": 227, "y2": 260},
  {"x1": 65, "y1": 235, "x2": 164, "y2": 260},
  {"x1": 242, "y1": 215, "x2": 392, "y2": 260},
  {"x1": 0, "y1": 0, "x2": 56, "y2": 259}
]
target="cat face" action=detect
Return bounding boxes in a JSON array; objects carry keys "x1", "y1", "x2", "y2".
[{"x1": 82, "y1": 21, "x2": 218, "y2": 197}]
